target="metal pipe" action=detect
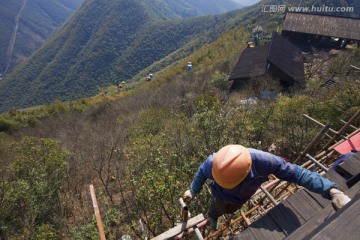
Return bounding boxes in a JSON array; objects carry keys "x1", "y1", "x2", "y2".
[
  {"x1": 194, "y1": 228, "x2": 204, "y2": 240},
  {"x1": 179, "y1": 198, "x2": 189, "y2": 221},
  {"x1": 305, "y1": 154, "x2": 329, "y2": 171},
  {"x1": 258, "y1": 180, "x2": 289, "y2": 206},
  {"x1": 260, "y1": 186, "x2": 279, "y2": 206},
  {"x1": 177, "y1": 198, "x2": 205, "y2": 240}
]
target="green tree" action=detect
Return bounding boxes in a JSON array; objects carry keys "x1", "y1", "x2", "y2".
[{"x1": 0, "y1": 137, "x2": 69, "y2": 239}]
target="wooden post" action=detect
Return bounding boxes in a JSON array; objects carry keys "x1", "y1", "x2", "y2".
[
  {"x1": 240, "y1": 210, "x2": 251, "y2": 227},
  {"x1": 89, "y1": 184, "x2": 106, "y2": 240}
]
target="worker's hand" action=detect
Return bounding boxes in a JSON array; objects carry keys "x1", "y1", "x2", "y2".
[
  {"x1": 330, "y1": 188, "x2": 351, "y2": 211},
  {"x1": 183, "y1": 190, "x2": 194, "y2": 202}
]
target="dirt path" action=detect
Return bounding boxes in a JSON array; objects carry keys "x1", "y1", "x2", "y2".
[{"x1": 3, "y1": 0, "x2": 27, "y2": 77}]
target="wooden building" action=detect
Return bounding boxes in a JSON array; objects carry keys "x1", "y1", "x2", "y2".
[
  {"x1": 282, "y1": 12, "x2": 360, "y2": 50},
  {"x1": 229, "y1": 31, "x2": 304, "y2": 90}
]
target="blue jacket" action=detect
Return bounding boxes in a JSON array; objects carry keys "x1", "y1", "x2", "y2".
[{"x1": 190, "y1": 148, "x2": 336, "y2": 205}]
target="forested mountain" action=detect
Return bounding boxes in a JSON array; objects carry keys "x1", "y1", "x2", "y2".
[
  {"x1": 232, "y1": 0, "x2": 261, "y2": 6},
  {"x1": 0, "y1": 0, "x2": 84, "y2": 76},
  {"x1": 0, "y1": 0, "x2": 359, "y2": 239},
  {"x1": 0, "y1": 0, "x2": 358, "y2": 114},
  {"x1": 0, "y1": 0, "x2": 241, "y2": 79},
  {"x1": 141, "y1": 0, "x2": 242, "y2": 19},
  {"x1": 0, "y1": 0, "x2": 244, "y2": 113}
]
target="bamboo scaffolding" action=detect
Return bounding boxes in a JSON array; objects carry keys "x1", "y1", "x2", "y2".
[
  {"x1": 303, "y1": 114, "x2": 340, "y2": 136},
  {"x1": 157, "y1": 112, "x2": 360, "y2": 240},
  {"x1": 341, "y1": 119, "x2": 357, "y2": 130},
  {"x1": 262, "y1": 122, "x2": 332, "y2": 203},
  {"x1": 204, "y1": 205, "x2": 260, "y2": 239},
  {"x1": 317, "y1": 110, "x2": 360, "y2": 157},
  {"x1": 205, "y1": 112, "x2": 359, "y2": 238},
  {"x1": 305, "y1": 154, "x2": 329, "y2": 171},
  {"x1": 240, "y1": 211, "x2": 251, "y2": 227},
  {"x1": 270, "y1": 112, "x2": 359, "y2": 202},
  {"x1": 315, "y1": 128, "x2": 360, "y2": 159},
  {"x1": 294, "y1": 123, "x2": 332, "y2": 164}
]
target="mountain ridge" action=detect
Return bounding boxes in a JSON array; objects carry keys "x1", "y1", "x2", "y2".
[
  {"x1": 0, "y1": 0, "x2": 243, "y2": 113},
  {"x1": 0, "y1": 0, "x2": 84, "y2": 75},
  {"x1": 1, "y1": 0, "x2": 359, "y2": 113}
]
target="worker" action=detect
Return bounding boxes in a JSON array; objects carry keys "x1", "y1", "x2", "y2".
[
  {"x1": 146, "y1": 73, "x2": 153, "y2": 81},
  {"x1": 187, "y1": 61, "x2": 192, "y2": 70},
  {"x1": 183, "y1": 145, "x2": 351, "y2": 230},
  {"x1": 331, "y1": 150, "x2": 357, "y2": 168}
]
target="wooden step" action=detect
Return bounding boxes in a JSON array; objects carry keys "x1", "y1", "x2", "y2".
[
  {"x1": 151, "y1": 214, "x2": 205, "y2": 240},
  {"x1": 285, "y1": 181, "x2": 360, "y2": 240},
  {"x1": 304, "y1": 192, "x2": 360, "y2": 240},
  {"x1": 336, "y1": 151, "x2": 360, "y2": 179}
]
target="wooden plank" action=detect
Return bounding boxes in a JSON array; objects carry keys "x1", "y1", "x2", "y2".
[
  {"x1": 286, "y1": 190, "x2": 323, "y2": 221},
  {"x1": 249, "y1": 214, "x2": 286, "y2": 240},
  {"x1": 333, "y1": 152, "x2": 360, "y2": 178},
  {"x1": 325, "y1": 169, "x2": 349, "y2": 191},
  {"x1": 305, "y1": 193, "x2": 360, "y2": 240},
  {"x1": 231, "y1": 198, "x2": 306, "y2": 240},
  {"x1": 229, "y1": 227, "x2": 258, "y2": 240},
  {"x1": 338, "y1": 154, "x2": 360, "y2": 177},
  {"x1": 302, "y1": 188, "x2": 331, "y2": 209},
  {"x1": 347, "y1": 173, "x2": 360, "y2": 188},
  {"x1": 285, "y1": 181, "x2": 360, "y2": 240},
  {"x1": 268, "y1": 200, "x2": 305, "y2": 236},
  {"x1": 151, "y1": 214, "x2": 205, "y2": 240},
  {"x1": 354, "y1": 151, "x2": 360, "y2": 161}
]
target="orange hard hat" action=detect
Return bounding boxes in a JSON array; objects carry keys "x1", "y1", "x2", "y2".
[{"x1": 212, "y1": 145, "x2": 252, "y2": 189}]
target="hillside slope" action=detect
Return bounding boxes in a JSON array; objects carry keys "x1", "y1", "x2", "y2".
[
  {"x1": 0, "y1": 0, "x2": 84, "y2": 76},
  {"x1": 0, "y1": 0, "x2": 243, "y2": 113},
  {"x1": 0, "y1": 0, "x2": 358, "y2": 239},
  {"x1": 0, "y1": 0, "x2": 241, "y2": 78},
  {"x1": 141, "y1": 0, "x2": 242, "y2": 18}
]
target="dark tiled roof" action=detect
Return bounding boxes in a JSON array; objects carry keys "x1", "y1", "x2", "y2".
[
  {"x1": 229, "y1": 32, "x2": 304, "y2": 82},
  {"x1": 283, "y1": 12, "x2": 360, "y2": 41},
  {"x1": 228, "y1": 44, "x2": 270, "y2": 80},
  {"x1": 268, "y1": 31, "x2": 305, "y2": 82}
]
